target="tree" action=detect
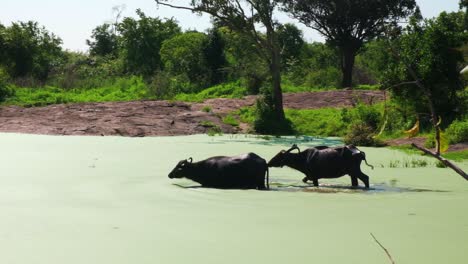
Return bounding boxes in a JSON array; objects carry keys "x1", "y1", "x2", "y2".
[
  {"x1": 117, "y1": 9, "x2": 181, "y2": 76},
  {"x1": 384, "y1": 11, "x2": 467, "y2": 154},
  {"x1": 204, "y1": 28, "x2": 228, "y2": 85},
  {"x1": 155, "y1": 0, "x2": 286, "y2": 121},
  {"x1": 0, "y1": 21, "x2": 62, "y2": 81},
  {"x1": 277, "y1": 23, "x2": 305, "y2": 69},
  {"x1": 281, "y1": 0, "x2": 417, "y2": 88},
  {"x1": 160, "y1": 32, "x2": 210, "y2": 91},
  {"x1": 86, "y1": 23, "x2": 118, "y2": 57},
  {"x1": 218, "y1": 26, "x2": 267, "y2": 93}
]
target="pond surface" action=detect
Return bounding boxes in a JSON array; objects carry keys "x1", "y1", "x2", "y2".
[{"x1": 0, "y1": 134, "x2": 467, "y2": 264}]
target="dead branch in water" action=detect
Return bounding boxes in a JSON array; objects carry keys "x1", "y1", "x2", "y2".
[
  {"x1": 411, "y1": 143, "x2": 468, "y2": 181},
  {"x1": 370, "y1": 233, "x2": 396, "y2": 264}
]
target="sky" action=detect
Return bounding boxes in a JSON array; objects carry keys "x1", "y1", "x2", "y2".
[{"x1": 0, "y1": 0, "x2": 461, "y2": 52}]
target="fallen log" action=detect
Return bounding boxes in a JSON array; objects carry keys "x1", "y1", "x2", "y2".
[{"x1": 411, "y1": 143, "x2": 468, "y2": 181}]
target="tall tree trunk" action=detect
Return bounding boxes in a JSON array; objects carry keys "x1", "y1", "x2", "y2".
[
  {"x1": 270, "y1": 47, "x2": 285, "y2": 120},
  {"x1": 340, "y1": 46, "x2": 356, "y2": 88},
  {"x1": 267, "y1": 24, "x2": 285, "y2": 121}
]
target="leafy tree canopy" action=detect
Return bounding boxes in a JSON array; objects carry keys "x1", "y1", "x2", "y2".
[
  {"x1": 0, "y1": 21, "x2": 62, "y2": 81},
  {"x1": 281, "y1": 0, "x2": 418, "y2": 87},
  {"x1": 117, "y1": 9, "x2": 181, "y2": 76},
  {"x1": 86, "y1": 23, "x2": 118, "y2": 57},
  {"x1": 384, "y1": 11, "x2": 467, "y2": 122}
]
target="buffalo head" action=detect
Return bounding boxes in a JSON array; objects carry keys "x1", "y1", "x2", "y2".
[
  {"x1": 168, "y1": 158, "x2": 193, "y2": 179},
  {"x1": 268, "y1": 144, "x2": 300, "y2": 167}
]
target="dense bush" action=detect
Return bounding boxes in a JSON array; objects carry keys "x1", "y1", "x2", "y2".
[
  {"x1": 0, "y1": 21, "x2": 63, "y2": 81},
  {"x1": 254, "y1": 91, "x2": 294, "y2": 135},
  {"x1": 344, "y1": 123, "x2": 385, "y2": 147},
  {"x1": 447, "y1": 119, "x2": 468, "y2": 143},
  {"x1": 160, "y1": 32, "x2": 210, "y2": 92},
  {"x1": 0, "y1": 69, "x2": 15, "y2": 102}
]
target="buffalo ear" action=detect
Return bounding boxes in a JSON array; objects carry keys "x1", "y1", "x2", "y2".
[{"x1": 187, "y1": 157, "x2": 193, "y2": 163}]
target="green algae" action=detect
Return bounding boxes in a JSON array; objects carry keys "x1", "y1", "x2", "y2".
[{"x1": 0, "y1": 133, "x2": 466, "y2": 264}]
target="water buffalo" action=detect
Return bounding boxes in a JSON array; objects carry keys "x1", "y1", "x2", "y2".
[
  {"x1": 268, "y1": 144, "x2": 374, "y2": 188},
  {"x1": 168, "y1": 153, "x2": 269, "y2": 190}
]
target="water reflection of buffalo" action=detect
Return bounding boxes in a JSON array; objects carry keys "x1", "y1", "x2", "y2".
[
  {"x1": 168, "y1": 153, "x2": 269, "y2": 190},
  {"x1": 268, "y1": 144, "x2": 374, "y2": 188}
]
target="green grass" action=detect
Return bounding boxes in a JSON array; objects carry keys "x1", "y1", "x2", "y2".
[
  {"x1": 234, "y1": 106, "x2": 348, "y2": 136},
  {"x1": 222, "y1": 114, "x2": 239, "y2": 127},
  {"x1": 173, "y1": 81, "x2": 247, "y2": 102},
  {"x1": 443, "y1": 150, "x2": 468, "y2": 161},
  {"x1": 285, "y1": 108, "x2": 348, "y2": 136},
  {"x1": 389, "y1": 145, "x2": 468, "y2": 161},
  {"x1": 4, "y1": 76, "x2": 150, "y2": 107}
]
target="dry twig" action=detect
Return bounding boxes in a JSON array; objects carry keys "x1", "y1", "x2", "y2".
[{"x1": 370, "y1": 232, "x2": 396, "y2": 264}]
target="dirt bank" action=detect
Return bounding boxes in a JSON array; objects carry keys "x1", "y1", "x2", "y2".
[{"x1": 0, "y1": 90, "x2": 384, "y2": 137}]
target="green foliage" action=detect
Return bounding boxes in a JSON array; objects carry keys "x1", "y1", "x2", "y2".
[
  {"x1": 254, "y1": 92, "x2": 294, "y2": 135},
  {"x1": 443, "y1": 150, "x2": 468, "y2": 161},
  {"x1": 385, "y1": 11, "x2": 467, "y2": 122},
  {"x1": 222, "y1": 114, "x2": 239, "y2": 127},
  {"x1": 173, "y1": 81, "x2": 247, "y2": 102},
  {"x1": 344, "y1": 123, "x2": 385, "y2": 147},
  {"x1": 0, "y1": 21, "x2": 63, "y2": 81},
  {"x1": 355, "y1": 40, "x2": 391, "y2": 84},
  {"x1": 303, "y1": 67, "x2": 341, "y2": 89},
  {"x1": 341, "y1": 103, "x2": 383, "y2": 131},
  {"x1": 387, "y1": 158, "x2": 429, "y2": 168},
  {"x1": 281, "y1": 0, "x2": 417, "y2": 87},
  {"x1": 4, "y1": 76, "x2": 148, "y2": 107},
  {"x1": 201, "y1": 106, "x2": 212, "y2": 113},
  {"x1": 219, "y1": 27, "x2": 267, "y2": 94},
  {"x1": 117, "y1": 9, "x2": 181, "y2": 76},
  {"x1": 204, "y1": 28, "x2": 228, "y2": 85},
  {"x1": 277, "y1": 23, "x2": 305, "y2": 69},
  {"x1": 286, "y1": 108, "x2": 346, "y2": 136},
  {"x1": 284, "y1": 42, "x2": 341, "y2": 88},
  {"x1": 47, "y1": 51, "x2": 124, "y2": 89},
  {"x1": 446, "y1": 119, "x2": 468, "y2": 144},
  {"x1": 86, "y1": 23, "x2": 118, "y2": 57},
  {"x1": 0, "y1": 69, "x2": 15, "y2": 102},
  {"x1": 160, "y1": 32, "x2": 210, "y2": 92},
  {"x1": 199, "y1": 120, "x2": 223, "y2": 136}
]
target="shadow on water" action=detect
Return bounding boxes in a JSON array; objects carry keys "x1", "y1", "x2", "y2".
[
  {"x1": 173, "y1": 183, "x2": 449, "y2": 194},
  {"x1": 201, "y1": 135, "x2": 344, "y2": 147},
  {"x1": 269, "y1": 182, "x2": 450, "y2": 194}
]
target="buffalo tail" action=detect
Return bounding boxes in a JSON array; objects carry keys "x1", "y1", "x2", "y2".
[{"x1": 362, "y1": 152, "x2": 374, "y2": 170}]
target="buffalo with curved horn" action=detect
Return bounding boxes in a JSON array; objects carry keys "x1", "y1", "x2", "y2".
[
  {"x1": 169, "y1": 153, "x2": 269, "y2": 190},
  {"x1": 268, "y1": 144, "x2": 373, "y2": 188}
]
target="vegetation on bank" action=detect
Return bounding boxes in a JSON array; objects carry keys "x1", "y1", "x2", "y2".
[{"x1": 0, "y1": 2, "x2": 466, "y2": 152}]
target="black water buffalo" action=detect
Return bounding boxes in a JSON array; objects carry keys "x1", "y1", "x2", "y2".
[
  {"x1": 268, "y1": 144, "x2": 373, "y2": 188},
  {"x1": 168, "y1": 153, "x2": 269, "y2": 190}
]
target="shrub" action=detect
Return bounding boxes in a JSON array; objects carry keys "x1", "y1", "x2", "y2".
[
  {"x1": 446, "y1": 119, "x2": 468, "y2": 144},
  {"x1": 303, "y1": 67, "x2": 341, "y2": 89},
  {"x1": 0, "y1": 69, "x2": 15, "y2": 102},
  {"x1": 202, "y1": 106, "x2": 212, "y2": 113},
  {"x1": 253, "y1": 92, "x2": 294, "y2": 135},
  {"x1": 344, "y1": 123, "x2": 385, "y2": 147},
  {"x1": 222, "y1": 114, "x2": 239, "y2": 127}
]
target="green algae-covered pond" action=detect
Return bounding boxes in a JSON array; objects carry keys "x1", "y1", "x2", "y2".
[{"x1": 0, "y1": 133, "x2": 467, "y2": 264}]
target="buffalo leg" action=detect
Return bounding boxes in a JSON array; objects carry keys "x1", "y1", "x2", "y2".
[
  {"x1": 312, "y1": 178, "x2": 319, "y2": 187},
  {"x1": 357, "y1": 172, "x2": 370, "y2": 188},
  {"x1": 350, "y1": 176, "x2": 359, "y2": 187}
]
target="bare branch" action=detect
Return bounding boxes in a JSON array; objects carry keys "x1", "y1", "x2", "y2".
[
  {"x1": 383, "y1": 81, "x2": 417, "y2": 90},
  {"x1": 370, "y1": 233, "x2": 396, "y2": 264},
  {"x1": 155, "y1": 1, "x2": 196, "y2": 12},
  {"x1": 411, "y1": 143, "x2": 468, "y2": 181}
]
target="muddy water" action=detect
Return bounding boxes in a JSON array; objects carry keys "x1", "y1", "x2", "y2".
[{"x1": 0, "y1": 134, "x2": 466, "y2": 264}]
